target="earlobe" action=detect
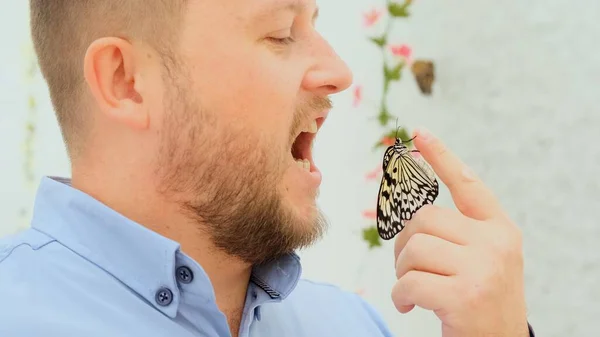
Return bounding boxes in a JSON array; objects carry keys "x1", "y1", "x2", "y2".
[{"x1": 83, "y1": 37, "x2": 149, "y2": 130}]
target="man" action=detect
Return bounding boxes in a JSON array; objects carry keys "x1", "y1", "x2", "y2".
[{"x1": 0, "y1": 0, "x2": 534, "y2": 336}]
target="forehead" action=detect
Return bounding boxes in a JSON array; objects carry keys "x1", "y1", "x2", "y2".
[{"x1": 185, "y1": 0, "x2": 315, "y2": 23}]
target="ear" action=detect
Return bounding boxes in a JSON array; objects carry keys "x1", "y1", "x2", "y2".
[{"x1": 83, "y1": 37, "x2": 149, "y2": 130}]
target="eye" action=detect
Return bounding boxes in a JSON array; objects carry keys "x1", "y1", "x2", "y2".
[
  {"x1": 267, "y1": 36, "x2": 295, "y2": 45},
  {"x1": 265, "y1": 28, "x2": 295, "y2": 45}
]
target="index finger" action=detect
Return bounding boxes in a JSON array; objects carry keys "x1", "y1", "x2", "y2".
[{"x1": 412, "y1": 128, "x2": 504, "y2": 221}]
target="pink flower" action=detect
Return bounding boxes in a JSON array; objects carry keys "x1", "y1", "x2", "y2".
[
  {"x1": 365, "y1": 166, "x2": 382, "y2": 180},
  {"x1": 390, "y1": 44, "x2": 412, "y2": 62},
  {"x1": 362, "y1": 209, "x2": 377, "y2": 220},
  {"x1": 352, "y1": 84, "x2": 362, "y2": 107},
  {"x1": 363, "y1": 8, "x2": 382, "y2": 27}
]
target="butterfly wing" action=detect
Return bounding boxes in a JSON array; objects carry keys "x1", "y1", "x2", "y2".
[
  {"x1": 397, "y1": 152, "x2": 439, "y2": 220},
  {"x1": 376, "y1": 147, "x2": 439, "y2": 240},
  {"x1": 376, "y1": 146, "x2": 404, "y2": 240}
]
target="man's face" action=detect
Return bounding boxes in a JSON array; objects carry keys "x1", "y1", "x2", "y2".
[{"x1": 149, "y1": 0, "x2": 353, "y2": 264}]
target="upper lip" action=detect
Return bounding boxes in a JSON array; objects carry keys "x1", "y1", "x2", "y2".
[
  {"x1": 316, "y1": 109, "x2": 330, "y2": 121},
  {"x1": 293, "y1": 109, "x2": 330, "y2": 139},
  {"x1": 315, "y1": 109, "x2": 330, "y2": 128}
]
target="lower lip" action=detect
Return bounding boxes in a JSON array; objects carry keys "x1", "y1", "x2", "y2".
[{"x1": 295, "y1": 161, "x2": 322, "y2": 187}]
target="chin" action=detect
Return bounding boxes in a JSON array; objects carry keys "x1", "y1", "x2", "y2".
[{"x1": 281, "y1": 189, "x2": 324, "y2": 230}]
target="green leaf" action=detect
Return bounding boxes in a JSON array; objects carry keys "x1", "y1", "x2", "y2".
[
  {"x1": 362, "y1": 226, "x2": 382, "y2": 249},
  {"x1": 385, "y1": 62, "x2": 403, "y2": 82},
  {"x1": 388, "y1": 2, "x2": 410, "y2": 17},
  {"x1": 383, "y1": 63, "x2": 403, "y2": 96},
  {"x1": 391, "y1": 127, "x2": 410, "y2": 141},
  {"x1": 373, "y1": 127, "x2": 413, "y2": 150},
  {"x1": 373, "y1": 140, "x2": 384, "y2": 150},
  {"x1": 369, "y1": 35, "x2": 387, "y2": 48},
  {"x1": 378, "y1": 103, "x2": 391, "y2": 126},
  {"x1": 398, "y1": 128, "x2": 411, "y2": 145},
  {"x1": 383, "y1": 127, "x2": 411, "y2": 143},
  {"x1": 378, "y1": 113, "x2": 391, "y2": 126}
]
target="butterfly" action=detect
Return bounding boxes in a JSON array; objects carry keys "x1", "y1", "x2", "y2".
[{"x1": 376, "y1": 131, "x2": 439, "y2": 240}]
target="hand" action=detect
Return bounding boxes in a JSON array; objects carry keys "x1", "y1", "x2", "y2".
[{"x1": 391, "y1": 129, "x2": 530, "y2": 337}]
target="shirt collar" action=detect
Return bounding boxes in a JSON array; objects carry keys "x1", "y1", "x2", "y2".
[{"x1": 30, "y1": 176, "x2": 302, "y2": 316}]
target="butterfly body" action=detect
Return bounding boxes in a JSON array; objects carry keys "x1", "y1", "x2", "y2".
[{"x1": 376, "y1": 137, "x2": 439, "y2": 240}]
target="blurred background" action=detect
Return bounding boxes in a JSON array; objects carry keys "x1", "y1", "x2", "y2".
[{"x1": 1, "y1": 1, "x2": 599, "y2": 336}]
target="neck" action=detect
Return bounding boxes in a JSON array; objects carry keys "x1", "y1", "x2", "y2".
[{"x1": 71, "y1": 163, "x2": 251, "y2": 336}]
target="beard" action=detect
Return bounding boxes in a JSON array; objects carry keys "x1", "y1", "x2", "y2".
[{"x1": 154, "y1": 59, "x2": 330, "y2": 265}]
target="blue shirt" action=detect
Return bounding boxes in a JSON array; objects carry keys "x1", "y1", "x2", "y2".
[{"x1": 0, "y1": 176, "x2": 394, "y2": 337}]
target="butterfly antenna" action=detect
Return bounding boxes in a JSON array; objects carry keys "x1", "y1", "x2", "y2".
[{"x1": 402, "y1": 135, "x2": 417, "y2": 144}]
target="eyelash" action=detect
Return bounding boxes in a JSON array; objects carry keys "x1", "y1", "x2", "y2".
[{"x1": 268, "y1": 36, "x2": 295, "y2": 45}]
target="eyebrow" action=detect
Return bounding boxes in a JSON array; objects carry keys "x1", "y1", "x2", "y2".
[{"x1": 252, "y1": 0, "x2": 319, "y2": 23}]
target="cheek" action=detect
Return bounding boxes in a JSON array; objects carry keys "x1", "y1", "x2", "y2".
[
  {"x1": 192, "y1": 48, "x2": 302, "y2": 146},
  {"x1": 145, "y1": 80, "x2": 169, "y2": 134}
]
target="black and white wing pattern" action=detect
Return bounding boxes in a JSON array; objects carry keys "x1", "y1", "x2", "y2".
[{"x1": 376, "y1": 138, "x2": 439, "y2": 240}]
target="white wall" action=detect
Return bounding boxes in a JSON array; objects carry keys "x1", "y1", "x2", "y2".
[{"x1": 1, "y1": 1, "x2": 599, "y2": 336}]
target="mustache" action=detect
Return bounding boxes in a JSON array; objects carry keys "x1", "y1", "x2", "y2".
[{"x1": 290, "y1": 96, "x2": 333, "y2": 137}]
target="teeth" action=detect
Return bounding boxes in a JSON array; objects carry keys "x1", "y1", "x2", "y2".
[
  {"x1": 309, "y1": 120, "x2": 318, "y2": 133},
  {"x1": 303, "y1": 120, "x2": 318, "y2": 134},
  {"x1": 295, "y1": 159, "x2": 311, "y2": 171}
]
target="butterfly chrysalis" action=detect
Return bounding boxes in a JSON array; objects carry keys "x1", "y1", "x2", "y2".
[{"x1": 411, "y1": 60, "x2": 435, "y2": 95}]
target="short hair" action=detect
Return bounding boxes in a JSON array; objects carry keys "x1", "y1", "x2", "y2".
[{"x1": 29, "y1": 0, "x2": 187, "y2": 158}]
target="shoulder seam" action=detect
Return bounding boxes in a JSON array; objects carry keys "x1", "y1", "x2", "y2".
[{"x1": 0, "y1": 237, "x2": 55, "y2": 265}]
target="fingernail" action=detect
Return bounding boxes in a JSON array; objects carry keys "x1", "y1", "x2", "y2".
[{"x1": 417, "y1": 128, "x2": 432, "y2": 142}]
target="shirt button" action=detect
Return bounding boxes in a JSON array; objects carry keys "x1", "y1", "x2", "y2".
[
  {"x1": 176, "y1": 266, "x2": 194, "y2": 284},
  {"x1": 155, "y1": 287, "x2": 173, "y2": 306}
]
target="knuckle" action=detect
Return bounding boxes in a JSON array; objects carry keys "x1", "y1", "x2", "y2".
[
  {"x1": 395, "y1": 234, "x2": 424, "y2": 278},
  {"x1": 461, "y1": 166, "x2": 479, "y2": 182},
  {"x1": 392, "y1": 271, "x2": 419, "y2": 307},
  {"x1": 432, "y1": 140, "x2": 449, "y2": 157},
  {"x1": 404, "y1": 233, "x2": 425, "y2": 259},
  {"x1": 415, "y1": 204, "x2": 434, "y2": 217},
  {"x1": 393, "y1": 236, "x2": 407, "y2": 261},
  {"x1": 411, "y1": 204, "x2": 436, "y2": 226},
  {"x1": 454, "y1": 193, "x2": 480, "y2": 212},
  {"x1": 399, "y1": 270, "x2": 420, "y2": 293},
  {"x1": 489, "y1": 228, "x2": 523, "y2": 261}
]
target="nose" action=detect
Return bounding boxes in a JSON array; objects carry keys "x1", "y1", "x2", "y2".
[{"x1": 302, "y1": 38, "x2": 354, "y2": 96}]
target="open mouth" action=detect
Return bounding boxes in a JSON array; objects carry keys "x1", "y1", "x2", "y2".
[{"x1": 291, "y1": 117, "x2": 324, "y2": 173}]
